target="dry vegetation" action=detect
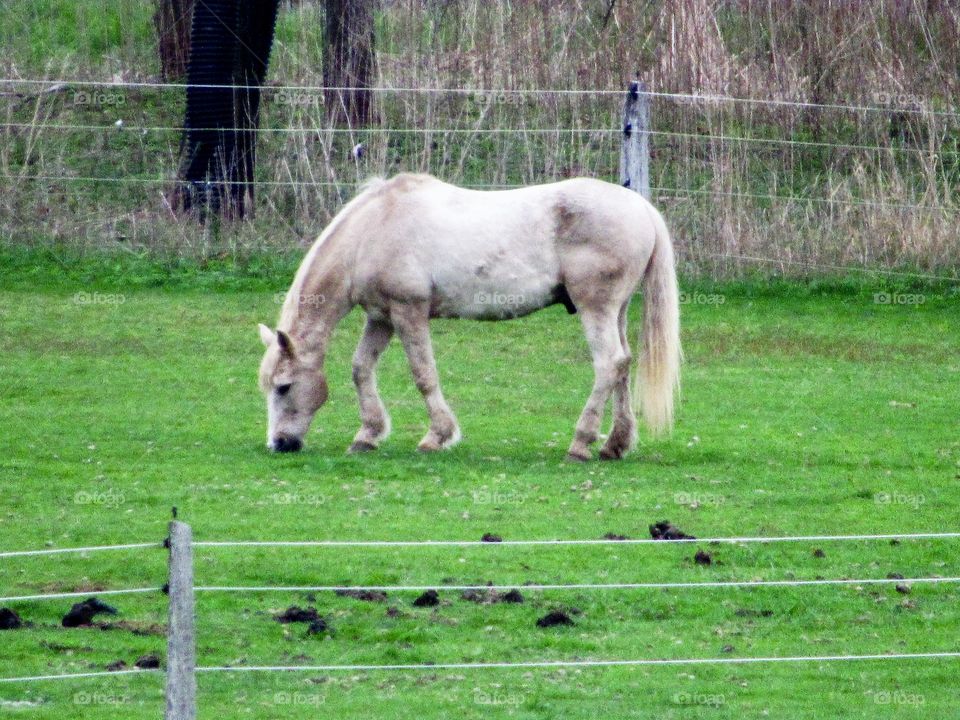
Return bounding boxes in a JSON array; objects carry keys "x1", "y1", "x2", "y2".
[{"x1": 1, "y1": 0, "x2": 959, "y2": 276}]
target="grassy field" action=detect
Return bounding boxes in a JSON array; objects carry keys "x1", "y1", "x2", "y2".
[{"x1": 0, "y1": 258, "x2": 958, "y2": 718}]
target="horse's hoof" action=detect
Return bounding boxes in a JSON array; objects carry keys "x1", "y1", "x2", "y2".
[
  {"x1": 348, "y1": 440, "x2": 377, "y2": 454},
  {"x1": 565, "y1": 450, "x2": 590, "y2": 463},
  {"x1": 599, "y1": 445, "x2": 625, "y2": 461}
]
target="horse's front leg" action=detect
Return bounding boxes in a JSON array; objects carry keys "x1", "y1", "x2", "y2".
[
  {"x1": 348, "y1": 316, "x2": 394, "y2": 453},
  {"x1": 390, "y1": 301, "x2": 461, "y2": 452}
]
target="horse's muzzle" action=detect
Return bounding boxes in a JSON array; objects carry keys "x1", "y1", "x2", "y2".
[{"x1": 272, "y1": 435, "x2": 303, "y2": 453}]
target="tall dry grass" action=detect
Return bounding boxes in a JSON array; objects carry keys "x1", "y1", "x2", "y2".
[{"x1": 1, "y1": 0, "x2": 958, "y2": 277}]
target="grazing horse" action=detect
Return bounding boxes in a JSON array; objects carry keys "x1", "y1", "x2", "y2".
[{"x1": 258, "y1": 173, "x2": 680, "y2": 461}]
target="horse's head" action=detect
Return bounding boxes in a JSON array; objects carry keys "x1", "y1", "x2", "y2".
[{"x1": 257, "y1": 324, "x2": 328, "y2": 452}]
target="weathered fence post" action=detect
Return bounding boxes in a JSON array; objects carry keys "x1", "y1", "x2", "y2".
[
  {"x1": 619, "y1": 80, "x2": 651, "y2": 200},
  {"x1": 165, "y1": 521, "x2": 196, "y2": 720}
]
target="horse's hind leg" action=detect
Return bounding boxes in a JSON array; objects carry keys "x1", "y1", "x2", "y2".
[
  {"x1": 599, "y1": 301, "x2": 637, "y2": 460},
  {"x1": 391, "y1": 300, "x2": 461, "y2": 452},
  {"x1": 349, "y1": 316, "x2": 394, "y2": 453},
  {"x1": 567, "y1": 308, "x2": 628, "y2": 462}
]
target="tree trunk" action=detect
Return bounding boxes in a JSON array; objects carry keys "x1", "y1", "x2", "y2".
[
  {"x1": 174, "y1": 0, "x2": 281, "y2": 220},
  {"x1": 323, "y1": 0, "x2": 376, "y2": 126},
  {"x1": 154, "y1": 0, "x2": 195, "y2": 81}
]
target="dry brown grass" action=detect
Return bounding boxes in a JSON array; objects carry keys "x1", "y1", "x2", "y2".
[{"x1": 1, "y1": 0, "x2": 958, "y2": 277}]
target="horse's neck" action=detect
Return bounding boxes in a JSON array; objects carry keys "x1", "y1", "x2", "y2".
[{"x1": 282, "y1": 249, "x2": 353, "y2": 368}]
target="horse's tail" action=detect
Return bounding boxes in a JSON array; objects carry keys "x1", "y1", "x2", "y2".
[{"x1": 631, "y1": 204, "x2": 681, "y2": 436}]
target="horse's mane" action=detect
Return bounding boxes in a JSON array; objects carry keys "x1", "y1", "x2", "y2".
[{"x1": 279, "y1": 177, "x2": 386, "y2": 331}]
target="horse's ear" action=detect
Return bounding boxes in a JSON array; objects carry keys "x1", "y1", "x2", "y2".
[
  {"x1": 258, "y1": 323, "x2": 275, "y2": 348},
  {"x1": 276, "y1": 329, "x2": 296, "y2": 358}
]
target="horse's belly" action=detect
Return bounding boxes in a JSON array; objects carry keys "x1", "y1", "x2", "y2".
[{"x1": 430, "y1": 267, "x2": 560, "y2": 320}]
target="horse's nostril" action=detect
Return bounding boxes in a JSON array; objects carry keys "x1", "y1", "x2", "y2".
[{"x1": 273, "y1": 435, "x2": 303, "y2": 453}]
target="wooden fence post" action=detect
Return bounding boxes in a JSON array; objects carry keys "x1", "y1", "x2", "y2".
[
  {"x1": 619, "y1": 80, "x2": 651, "y2": 201},
  {"x1": 165, "y1": 521, "x2": 197, "y2": 720}
]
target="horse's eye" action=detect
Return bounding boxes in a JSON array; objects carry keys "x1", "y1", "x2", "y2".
[{"x1": 276, "y1": 383, "x2": 292, "y2": 397}]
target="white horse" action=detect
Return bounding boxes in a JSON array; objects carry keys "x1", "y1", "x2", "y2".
[{"x1": 258, "y1": 173, "x2": 680, "y2": 461}]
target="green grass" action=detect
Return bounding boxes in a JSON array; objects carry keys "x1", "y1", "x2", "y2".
[{"x1": 0, "y1": 260, "x2": 958, "y2": 718}]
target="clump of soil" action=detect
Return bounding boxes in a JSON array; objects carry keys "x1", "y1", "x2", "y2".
[
  {"x1": 694, "y1": 549, "x2": 713, "y2": 565},
  {"x1": 603, "y1": 533, "x2": 630, "y2": 541},
  {"x1": 536, "y1": 610, "x2": 575, "y2": 627},
  {"x1": 274, "y1": 606, "x2": 321, "y2": 624},
  {"x1": 0, "y1": 608, "x2": 23, "y2": 630},
  {"x1": 481, "y1": 533, "x2": 502, "y2": 543},
  {"x1": 335, "y1": 589, "x2": 387, "y2": 602},
  {"x1": 895, "y1": 584, "x2": 911, "y2": 594},
  {"x1": 812, "y1": 548, "x2": 826, "y2": 558},
  {"x1": 887, "y1": 572, "x2": 904, "y2": 579},
  {"x1": 501, "y1": 589, "x2": 524, "y2": 604},
  {"x1": 461, "y1": 588, "x2": 524, "y2": 605},
  {"x1": 135, "y1": 654, "x2": 161, "y2": 669},
  {"x1": 274, "y1": 606, "x2": 331, "y2": 635},
  {"x1": 412, "y1": 590, "x2": 440, "y2": 607},
  {"x1": 649, "y1": 521, "x2": 695, "y2": 541},
  {"x1": 62, "y1": 598, "x2": 118, "y2": 627},
  {"x1": 105, "y1": 660, "x2": 128, "y2": 672},
  {"x1": 386, "y1": 606, "x2": 404, "y2": 618},
  {"x1": 307, "y1": 619, "x2": 329, "y2": 634}
]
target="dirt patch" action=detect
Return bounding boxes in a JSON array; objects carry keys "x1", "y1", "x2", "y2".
[
  {"x1": 0, "y1": 608, "x2": 23, "y2": 630},
  {"x1": 413, "y1": 590, "x2": 440, "y2": 607},
  {"x1": 603, "y1": 532, "x2": 630, "y2": 541},
  {"x1": 275, "y1": 606, "x2": 321, "y2": 624},
  {"x1": 536, "y1": 610, "x2": 574, "y2": 627},
  {"x1": 649, "y1": 521, "x2": 695, "y2": 540},
  {"x1": 135, "y1": 654, "x2": 161, "y2": 669},
  {"x1": 62, "y1": 598, "x2": 118, "y2": 627},
  {"x1": 461, "y1": 588, "x2": 524, "y2": 605},
  {"x1": 105, "y1": 660, "x2": 128, "y2": 672},
  {"x1": 98, "y1": 620, "x2": 166, "y2": 636},
  {"x1": 481, "y1": 533, "x2": 502, "y2": 543},
  {"x1": 734, "y1": 608, "x2": 774, "y2": 618},
  {"x1": 335, "y1": 589, "x2": 387, "y2": 602},
  {"x1": 694, "y1": 549, "x2": 713, "y2": 565},
  {"x1": 274, "y1": 606, "x2": 331, "y2": 636},
  {"x1": 812, "y1": 548, "x2": 826, "y2": 558}
]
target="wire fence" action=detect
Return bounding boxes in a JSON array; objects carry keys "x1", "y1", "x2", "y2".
[
  {"x1": 3, "y1": 77, "x2": 959, "y2": 278},
  {"x1": 1, "y1": 524, "x2": 958, "y2": 715}
]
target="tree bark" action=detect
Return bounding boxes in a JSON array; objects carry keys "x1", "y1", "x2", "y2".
[
  {"x1": 323, "y1": 0, "x2": 376, "y2": 126},
  {"x1": 174, "y1": 0, "x2": 281, "y2": 220},
  {"x1": 154, "y1": 0, "x2": 196, "y2": 81}
]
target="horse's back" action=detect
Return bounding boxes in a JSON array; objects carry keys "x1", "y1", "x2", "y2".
[{"x1": 349, "y1": 174, "x2": 659, "y2": 318}]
